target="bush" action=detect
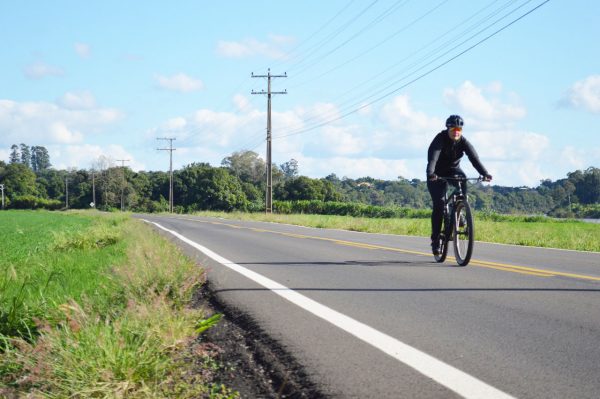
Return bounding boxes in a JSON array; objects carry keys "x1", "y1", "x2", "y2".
[
  {"x1": 571, "y1": 203, "x2": 600, "y2": 218},
  {"x1": 10, "y1": 195, "x2": 62, "y2": 210}
]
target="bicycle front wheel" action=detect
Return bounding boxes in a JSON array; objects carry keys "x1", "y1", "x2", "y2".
[{"x1": 453, "y1": 200, "x2": 474, "y2": 266}]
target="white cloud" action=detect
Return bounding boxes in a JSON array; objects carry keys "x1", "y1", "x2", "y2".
[
  {"x1": 23, "y1": 62, "x2": 64, "y2": 79},
  {"x1": 289, "y1": 102, "x2": 340, "y2": 128},
  {"x1": 233, "y1": 94, "x2": 252, "y2": 112},
  {"x1": 0, "y1": 98, "x2": 123, "y2": 147},
  {"x1": 469, "y1": 130, "x2": 550, "y2": 162},
  {"x1": 357, "y1": 103, "x2": 372, "y2": 117},
  {"x1": 216, "y1": 36, "x2": 293, "y2": 60},
  {"x1": 380, "y1": 95, "x2": 440, "y2": 133},
  {"x1": 268, "y1": 34, "x2": 295, "y2": 46},
  {"x1": 50, "y1": 144, "x2": 143, "y2": 171},
  {"x1": 378, "y1": 95, "x2": 441, "y2": 152},
  {"x1": 149, "y1": 107, "x2": 264, "y2": 149},
  {"x1": 562, "y1": 75, "x2": 600, "y2": 114},
  {"x1": 58, "y1": 91, "x2": 97, "y2": 110},
  {"x1": 320, "y1": 126, "x2": 365, "y2": 155},
  {"x1": 443, "y1": 81, "x2": 526, "y2": 127},
  {"x1": 155, "y1": 73, "x2": 204, "y2": 93},
  {"x1": 49, "y1": 122, "x2": 84, "y2": 143},
  {"x1": 559, "y1": 146, "x2": 600, "y2": 171},
  {"x1": 74, "y1": 42, "x2": 91, "y2": 59},
  {"x1": 162, "y1": 117, "x2": 187, "y2": 130}
]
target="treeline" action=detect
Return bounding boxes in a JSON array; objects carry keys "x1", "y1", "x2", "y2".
[{"x1": 1, "y1": 146, "x2": 599, "y2": 218}]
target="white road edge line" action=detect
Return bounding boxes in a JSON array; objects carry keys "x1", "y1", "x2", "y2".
[{"x1": 144, "y1": 219, "x2": 516, "y2": 399}]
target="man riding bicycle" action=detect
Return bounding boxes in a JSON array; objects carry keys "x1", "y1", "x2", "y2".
[{"x1": 426, "y1": 115, "x2": 492, "y2": 255}]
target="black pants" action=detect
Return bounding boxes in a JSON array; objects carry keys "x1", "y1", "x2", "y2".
[{"x1": 427, "y1": 169, "x2": 466, "y2": 240}]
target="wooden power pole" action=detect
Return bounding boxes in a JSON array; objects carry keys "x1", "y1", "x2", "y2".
[
  {"x1": 157, "y1": 137, "x2": 176, "y2": 213},
  {"x1": 251, "y1": 69, "x2": 287, "y2": 213}
]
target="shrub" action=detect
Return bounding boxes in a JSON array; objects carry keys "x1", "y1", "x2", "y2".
[{"x1": 10, "y1": 195, "x2": 62, "y2": 210}]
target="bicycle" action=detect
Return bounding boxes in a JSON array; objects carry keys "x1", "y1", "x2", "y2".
[{"x1": 433, "y1": 176, "x2": 483, "y2": 266}]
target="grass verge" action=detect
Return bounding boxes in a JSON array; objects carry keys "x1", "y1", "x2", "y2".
[
  {"x1": 0, "y1": 210, "x2": 238, "y2": 398},
  {"x1": 192, "y1": 211, "x2": 600, "y2": 252}
]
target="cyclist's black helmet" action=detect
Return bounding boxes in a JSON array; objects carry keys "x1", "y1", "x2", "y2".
[{"x1": 445, "y1": 114, "x2": 464, "y2": 128}]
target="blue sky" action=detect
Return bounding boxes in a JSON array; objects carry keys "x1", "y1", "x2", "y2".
[{"x1": 1, "y1": 0, "x2": 598, "y2": 187}]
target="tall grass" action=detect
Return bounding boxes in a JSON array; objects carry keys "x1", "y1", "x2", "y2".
[
  {"x1": 0, "y1": 211, "x2": 237, "y2": 398},
  {"x1": 193, "y1": 211, "x2": 600, "y2": 252}
]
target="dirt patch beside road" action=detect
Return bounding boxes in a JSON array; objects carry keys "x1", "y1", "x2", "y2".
[{"x1": 192, "y1": 282, "x2": 325, "y2": 398}]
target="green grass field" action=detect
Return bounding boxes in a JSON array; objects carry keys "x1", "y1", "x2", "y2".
[
  {"x1": 193, "y1": 211, "x2": 600, "y2": 252},
  {"x1": 0, "y1": 210, "x2": 237, "y2": 398}
]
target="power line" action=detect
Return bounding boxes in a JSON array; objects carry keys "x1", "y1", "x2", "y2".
[
  {"x1": 276, "y1": 0, "x2": 549, "y2": 140},
  {"x1": 288, "y1": 0, "x2": 451, "y2": 89},
  {"x1": 288, "y1": 0, "x2": 412, "y2": 79},
  {"x1": 285, "y1": 0, "x2": 380, "y2": 74},
  {"x1": 280, "y1": 0, "x2": 524, "y2": 134},
  {"x1": 259, "y1": 0, "x2": 358, "y2": 71}
]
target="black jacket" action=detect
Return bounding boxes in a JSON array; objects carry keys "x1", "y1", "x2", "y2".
[{"x1": 426, "y1": 130, "x2": 488, "y2": 177}]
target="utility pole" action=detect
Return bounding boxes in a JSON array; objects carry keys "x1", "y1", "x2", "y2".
[
  {"x1": 91, "y1": 168, "x2": 96, "y2": 208},
  {"x1": 252, "y1": 68, "x2": 287, "y2": 213},
  {"x1": 116, "y1": 159, "x2": 130, "y2": 211},
  {"x1": 157, "y1": 137, "x2": 176, "y2": 213},
  {"x1": 65, "y1": 176, "x2": 69, "y2": 209},
  {"x1": 0, "y1": 184, "x2": 5, "y2": 209}
]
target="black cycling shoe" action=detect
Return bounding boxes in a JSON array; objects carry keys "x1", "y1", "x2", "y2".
[{"x1": 431, "y1": 240, "x2": 441, "y2": 255}]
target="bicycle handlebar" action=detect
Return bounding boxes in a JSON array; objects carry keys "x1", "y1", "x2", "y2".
[{"x1": 437, "y1": 176, "x2": 484, "y2": 182}]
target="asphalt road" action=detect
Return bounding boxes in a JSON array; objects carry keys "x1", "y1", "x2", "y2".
[{"x1": 138, "y1": 214, "x2": 600, "y2": 399}]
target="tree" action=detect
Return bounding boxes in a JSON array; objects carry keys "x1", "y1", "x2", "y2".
[
  {"x1": 1, "y1": 163, "x2": 38, "y2": 198},
  {"x1": 279, "y1": 176, "x2": 342, "y2": 202},
  {"x1": 30, "y1": 146, "x2": 38, "y2": 171},
  {"x1": 31, "y1": 146, "x2": 51, "y2": 171},
  {"x1": 280, "y1": 159, "x2": 299, "y2": 180},
  {"x1": 20, "y1": 144, "x2": 32, "y2": 168},
  {"x1": 9, "y1": 145, "x2": 20, "y2": 164},
  {"x1": 175, "y1": 163, "x2": 248, "y2": 211},
  {"x1": 221, "y1": 150, "x2": 266, "y2": 184},
  {"x1": 36, "y1": 169, "x2": 66, "y2": 199},
  {"x1": 579, "y1": 167, "x2": 600, "y2": 204}
]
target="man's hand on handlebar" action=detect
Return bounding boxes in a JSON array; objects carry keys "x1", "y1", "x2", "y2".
[
  {"x1": 482, "y1": 174, "x2": 492, "y2": 182},
  {"x1": 428, "y1": 174, "x2": 438, "y2": 181}
]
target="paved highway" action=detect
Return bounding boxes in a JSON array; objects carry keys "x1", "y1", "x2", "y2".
[{"x1": 138, "y1": 215, "x2": 600, "y2": 398}]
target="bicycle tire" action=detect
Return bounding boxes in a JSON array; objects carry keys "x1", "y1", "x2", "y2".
[
  {"x1": 453, "y1": 200, "x2": 474, "y2": 266},
  {"x1": 434, "y1": 214, "x2": 449, "y2": 264}
]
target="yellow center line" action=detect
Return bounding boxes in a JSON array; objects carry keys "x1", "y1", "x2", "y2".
[
  {"x1": 174, "y1": 217, "x2": 600, "y2": 282},
  {"x1": 472, "y1": 263, "x2": 555, "y2": 277},
  {"x1": 335, "y1": 241, "x2": 378, "y2": 250},
  {"x1": 280, "y1": 232, "x2": 313, "y2": 239},
  {"x1": 470, "y1": 259, "x2": 600, "y2": 281}
]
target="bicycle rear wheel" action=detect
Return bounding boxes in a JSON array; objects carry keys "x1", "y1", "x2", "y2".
[
  {"x1": 453, "y1": 200, "x2": 474, "y2": 266},
  {"x1": 434, "y1": 233, "x2": 448, "y2": 262}
]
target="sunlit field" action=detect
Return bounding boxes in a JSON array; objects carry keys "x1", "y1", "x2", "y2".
[{"x1": 193, "y1": 211, "x2": 600, "y2": 252}]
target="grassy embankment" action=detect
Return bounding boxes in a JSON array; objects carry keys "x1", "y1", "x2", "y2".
[
  {"x1": 0, "y1": 210, "x2": 236, "y2": 398},
  {"x1": 193, "y1": 211, "x2": 600, "y2": 252}
]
